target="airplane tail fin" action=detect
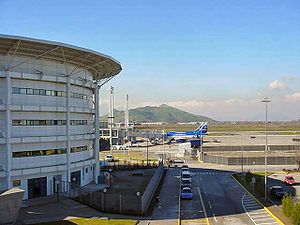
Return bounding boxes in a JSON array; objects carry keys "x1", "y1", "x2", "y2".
[{"x1": 196, "y1": 122, "x2": 208, "y2": 133}]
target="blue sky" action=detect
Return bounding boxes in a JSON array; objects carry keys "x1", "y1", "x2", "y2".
[{"x1": 1, "y1": 0, "x2": 299, "y2": 120}]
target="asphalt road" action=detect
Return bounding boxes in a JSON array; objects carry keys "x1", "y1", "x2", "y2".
[{"x1": 180, "y1": 167, "x2": 280, "y2": 225}]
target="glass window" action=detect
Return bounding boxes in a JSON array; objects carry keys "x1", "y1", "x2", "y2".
[
  {"x1": 13, "y1": 180, "x2": 21, "y2": 187},
  {"x1": 46, "y1": 90, "x2": 52, "y2": 96},
  {"x1": 33, "y1": 89, "x2": 40, "y2": 95},
  {"x1": 26, "y1": 88, "x2": 34, "y2": 95},
  {"x1": 19, "y1": 88, "x2": 26, "y2": 94},
  {"x1": 39, "y1": 89, "x2": 46, "y2": 95},
  {"x1": 12, "y1": 87, "x2": 20, "y2": 94},
  {"x1": 12, "y1": 120, "x2": 21, "y2": 126},
  {"x1": 57, "y1": 91, "x2": 62, "y2": 97}
]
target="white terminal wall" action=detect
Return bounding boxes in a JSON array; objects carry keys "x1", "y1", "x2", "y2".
[{"x1": 0, "y1": 52, "x2": 102, "y2": 199}]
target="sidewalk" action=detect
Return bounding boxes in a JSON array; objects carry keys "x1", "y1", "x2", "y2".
[{"x1": 149, "y1": 168, "x2": 179, "y2": 225}]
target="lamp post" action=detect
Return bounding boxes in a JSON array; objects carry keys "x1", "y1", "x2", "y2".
[
  {"x1": 162, "y1": 130, "x2": 165, "y2": 164},
  {"x1": 241, "y1": 134, "x2": 244, "y2": 173},
  {"x1": 262, "y1": 97, "x2": 271, "y2": 201},
  {"x1": 147, "y1": 125, "x2": 149, "y2": 166},
  {"x1": 136, "y1": 191, "x2": 141, "y2": 215},
  {"x1": 56, "y1": 180, "x2": 60, "y2": 202},
  {"x1": 103, "y1": 188, "x2": 107, "y2": 211}
]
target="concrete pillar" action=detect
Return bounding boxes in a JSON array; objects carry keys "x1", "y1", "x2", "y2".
[
  {"x1": 66, "y1": 76, "x2": 71, "y2": 183},
  {"x1": 94, "y1": 84, "x2": 100, "y2": 184},
  {"x1": 5, "y1": 70, "x2": 11, "y2": 189}
]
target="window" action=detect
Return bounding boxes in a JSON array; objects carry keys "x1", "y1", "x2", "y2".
[
  {"x1": 12, "y1": 87, "x2": 20, "y2": 94},
  {"x1": 13, "y1": 180, "x2": 21, "y2": 187},
  {"x1": 26, "y1": 88, "x2": 34, "y2": 95},
  {"x1": 33, "y1": 89, "x2": 40, "y2": 95},
  {"x1": 12, "y1": 148, "x2": 67, "y2": 158},
  {"x1": 19, "y1": 88, "x2": 26, "y2": 94},
  {"x1": 39, "y1": 89, "x2": 46, "y2": 95},
  {"x1": 12, "y1": 86, "x2": 89, "y2": 100}
]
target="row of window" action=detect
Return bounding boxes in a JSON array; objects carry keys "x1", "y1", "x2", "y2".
[
  {"x1": 12, "y1": 87, "x2": 88, "y2": 100},
  {"x1": 12, "y1": 145, "x2": 89, "y2": 158},
  {"x1": 12, "y1": 120, "x2": 89, "y2": 126}
]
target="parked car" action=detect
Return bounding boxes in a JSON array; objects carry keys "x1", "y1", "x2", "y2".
[
  {"x1": 269, "y1": 186, "x2": 288, "y2": 199},
  {"x1": 105, "y1": 155, "x2": 114, "y2": 162},
  {"x1": 181, "y1": 171, "x2": 192, "y2": 183},
  {"x1": 284, "y1": 175, "x2": 296, "y2": 185},
  {"x1": 181, "y1": 187, "x2": 193, "y2": 200},
  {"x1": 112, "y1": 145, "x2": 127, "y2": 150},
  {"x1": 180, "y1": 179, "x2": 192, "y2": 189}
]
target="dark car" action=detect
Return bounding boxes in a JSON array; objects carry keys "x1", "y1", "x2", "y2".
[
  {"x1": 269, "y1": 186, "x2": 288, "y2": 199},
  {"x1": 180, "y1": 179, "x2": 192, "y2": 189}
]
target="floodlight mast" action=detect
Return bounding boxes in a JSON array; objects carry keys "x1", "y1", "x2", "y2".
[{"x1": 261, "y1": 97, "x2": 271, "y2": 201}]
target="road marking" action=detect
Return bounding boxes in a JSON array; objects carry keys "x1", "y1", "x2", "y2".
[
  {"x1": 242, "y1": 192, "x2": 280, "y2": 225},
  {"x1": 197, "y1": 187, "x2": 210, "y2": 225},
  {"x1": 213, "y1": 213, "x2": 218, "y2": 222},
  {"x1": 208, "y1": 201, "x2": 212, "y2": 209}
]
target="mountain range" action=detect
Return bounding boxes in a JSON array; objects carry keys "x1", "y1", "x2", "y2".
[{"x1": 101, "y1": 104, "x2": 215, "y2": 123}]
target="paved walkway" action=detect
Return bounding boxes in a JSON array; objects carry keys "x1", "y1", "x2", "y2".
[{"x1": 149, "y1": 168, "x2": 179, "y2": 225}]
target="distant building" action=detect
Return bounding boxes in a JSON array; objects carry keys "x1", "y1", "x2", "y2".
[{"x1": 0, "y1": 35, "x2": 121, "y2": 199}]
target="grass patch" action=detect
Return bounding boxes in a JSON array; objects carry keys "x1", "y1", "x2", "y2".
[
  {"x1": 233, "y1": 172, "x2": 266, "y2": 200},
  {"x1": 36, "y1": 218, "x2": 138, "y2": 225}
]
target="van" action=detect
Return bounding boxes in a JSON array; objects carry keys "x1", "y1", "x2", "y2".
[{"x1": 181, "y1": 171, "x2": 191, "y2": 183}]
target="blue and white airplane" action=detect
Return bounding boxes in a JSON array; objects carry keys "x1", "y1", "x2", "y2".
[{"x1": 166, "y1": 122, "x2": 208, "y2": 142}]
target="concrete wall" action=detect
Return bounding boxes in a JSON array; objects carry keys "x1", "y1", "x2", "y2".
[
  {"x1": 0, "y1": 187, "x2": 24, "y2": 225},
  {"x1": 141, "y1": 163, "x2": 164, "y2": 215}
]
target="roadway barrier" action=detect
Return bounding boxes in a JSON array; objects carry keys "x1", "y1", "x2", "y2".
[
  {"x1": 141, "y1": 163, "x2": 164, "y2": 215},
  {"x1": 231, "y1": 174, "x2": 285, "y2": 225}
]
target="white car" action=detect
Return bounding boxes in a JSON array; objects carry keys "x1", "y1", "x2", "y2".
[
  {"x1": 112, "y1": 145, "x2": 127, "y2": 150},
  {"x1": 181, "y1": 171, "x2": 191, "y2": 183},
  {"x1": 105, "y1": 155, "x2": 114, "y2": 162},
  {"x1": 181, "y1": 167, "x2": 190, "y2": 174}
]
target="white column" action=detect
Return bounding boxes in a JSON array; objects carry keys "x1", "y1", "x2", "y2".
[
  {"x1": 66, "y1": 76, "x2": 71, "y2": 183},
  {"x1": 94, "y1": 84, "x2": 100, "y2": 184},
  {"x1": 5, "y1": 70, "x2": 11, "y2": 189}
]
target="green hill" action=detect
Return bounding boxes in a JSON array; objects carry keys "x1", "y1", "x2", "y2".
[{"x1": 101, "y1": 104, "x2": 216, "y2": 123}]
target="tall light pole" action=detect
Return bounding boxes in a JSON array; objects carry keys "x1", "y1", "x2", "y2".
[
  {"x1": 162, "y1": 129, "x2": 165, "y2": 164},
  {"x1": 147, "y1": 125, "x2": 149, "y2": 166},
  {"x1": 109, "y1": 86, "x2": 114, "y2": 153},
  {"x1": 241, "y1": 133, "x2": 244, "y2": 173},
  {"x1": 262, "y1": 97, "x2": 271, "y2": 201}
]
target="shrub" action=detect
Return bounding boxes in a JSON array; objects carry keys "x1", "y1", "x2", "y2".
[
  {"x1": 282, "y1": 195, "x2": 294, "y2": 218},
  {"x1": 291, "y1": 202, "x2": 300, "y2": 225},
  {"x1": 282, "y1": 195, "x2": 294, "y2": 217}
]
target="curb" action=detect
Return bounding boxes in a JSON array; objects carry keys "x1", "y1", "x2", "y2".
[{"x1": 231, "y1": 174, "x2": 285, "y2": 225}]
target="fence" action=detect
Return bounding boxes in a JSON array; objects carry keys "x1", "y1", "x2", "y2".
[
  {"x1": 203, "y1": 154, "x2": 298, "y2": 165},
  {"x1": 203, "y1": 145, "x2": 297, "y2": 152},
  {"x1": 77, "y1": 163, "x2": 164, "y2": 215}
]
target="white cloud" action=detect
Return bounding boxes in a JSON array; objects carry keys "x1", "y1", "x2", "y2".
[
  {"x1": 268, "y1": 80, "x2": 288, "y2": 90},
  {"x1": 285, "y1": 92, "x2": 300, "y2": 101}
]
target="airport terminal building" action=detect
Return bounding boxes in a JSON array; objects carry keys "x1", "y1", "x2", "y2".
[{"x1": 0, "y1": 35, "x2": 121, "y2": 199}]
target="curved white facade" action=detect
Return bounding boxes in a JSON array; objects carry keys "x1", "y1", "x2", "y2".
[{"x1": 0, "y1": 35, "x2": 121, "y2": 199}]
